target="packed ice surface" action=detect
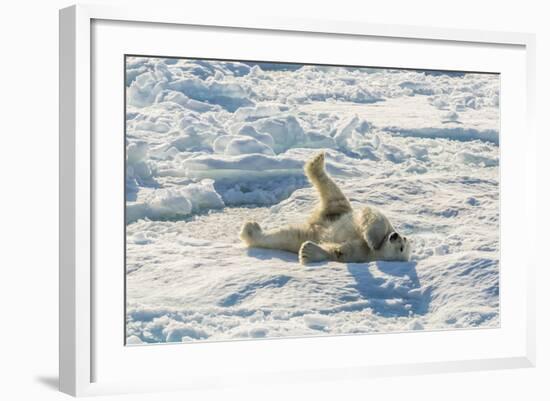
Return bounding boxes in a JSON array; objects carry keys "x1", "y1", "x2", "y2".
[{"x1": 125, "y1": 57, "x2": 500, "y2": 344}]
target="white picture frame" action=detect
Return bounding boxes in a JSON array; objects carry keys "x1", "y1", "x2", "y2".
[{"x1": 59, "y1": 3, "x2": 536, "y2": 397}]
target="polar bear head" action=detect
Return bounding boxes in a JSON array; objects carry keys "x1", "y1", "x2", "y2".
[
  {"x1": 378, "y1": 231, "x2": 412, "y2": 261},
  {"x1": 359, "y1": 206, "x2": 412, "y2": 262}
]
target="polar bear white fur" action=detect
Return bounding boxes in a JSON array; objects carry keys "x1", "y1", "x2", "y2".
[{"x1": 240, "y1": 152, "x2": 412, "y2": 264}]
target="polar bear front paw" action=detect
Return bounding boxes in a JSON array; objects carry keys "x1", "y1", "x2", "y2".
[
  {"x1": 299, "y1": 241, "x2": 328, "y2": 265},
  {"x1": 240, "y1": 221, "x2": 263, "y2": 245},
  {"x1": 305, "y1": 152, "x2": 325, "y2": 176}
]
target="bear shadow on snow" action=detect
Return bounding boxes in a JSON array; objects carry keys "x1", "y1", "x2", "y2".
[
  {"x1": 245, "y1": 246, "x2": 431, "y2": 318},
  {"x1": 346, "y1": 261, "x2": 431, "y2": 317}
]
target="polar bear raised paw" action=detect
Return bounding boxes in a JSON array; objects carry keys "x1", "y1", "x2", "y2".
[{"x1": 304, "y1": 151, "x2": 325, "y2": 177}]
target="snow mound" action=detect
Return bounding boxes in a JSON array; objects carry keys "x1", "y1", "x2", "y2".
[
  {"x1": 126, "y1": 141, "x2": 155, "y2": 199},
  {"x1": 168, "y1": 77, "x2": 253, "y2": 112},
  {"x1": 181, "y1": 153, "x2": 304, "y2": 176},
  {"x1": 236, "y1": 125, "x2": 275, "y2": 147},
  {"x1": 216, "y1": 135, "x2": 275, "y2": 156},
  {"x1": 250, "y1": 115, "x2": 306, "y2": 153},
  {"x1": 126, "y1": 180, "x2": 224, "y2": 223},
  {"x1": 156, "y1": 90, "x2": 222, "y2": 113}
]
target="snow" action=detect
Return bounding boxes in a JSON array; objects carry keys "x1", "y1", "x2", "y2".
[
  {"x1": 220, "y1": 135, "x2": 275, "y2": 156},
  {"x1": 125, "y1": 57, "x2": 500, "y2": 344},
  {"x1": 126, "y1": 180, "x2": 224, "y2": 223}
]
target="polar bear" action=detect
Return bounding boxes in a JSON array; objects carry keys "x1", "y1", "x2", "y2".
[{"x1": 240, "y1": 152, "x2": 412, "y2": 264}]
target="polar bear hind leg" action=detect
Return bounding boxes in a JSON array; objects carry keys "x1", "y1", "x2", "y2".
[
  {"x1": 299, "y1": 239, "x2": 370, "y2": 265},
  {"x1": 299, "y1": 241, "x2": 330, "y2": 264},
  {"x1": 305, "y1": 152, "x2": 352, "y2": 224},
  {"x1": 240, "y1": 221, "x2": 318, "y2": 254}
]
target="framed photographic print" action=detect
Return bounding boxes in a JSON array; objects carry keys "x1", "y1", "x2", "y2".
[{"x1": 59, "y1": 4, "x2": 536, "y2": 396}]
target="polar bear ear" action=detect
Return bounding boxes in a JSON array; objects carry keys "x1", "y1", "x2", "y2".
[
  {"x1": 388, "y1": 232, "x2": 399, "y2": 242},
  {"x1": 364, "y1": 224, "x2": 388, "y2": 250}
]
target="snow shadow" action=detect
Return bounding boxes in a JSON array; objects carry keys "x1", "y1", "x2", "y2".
[
  {"x1": 346, "y1": 261, "x2": 431, "y2": 317},
  {"x1": 219, "y1": 275, "x2": 292, "y2": 307}
]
